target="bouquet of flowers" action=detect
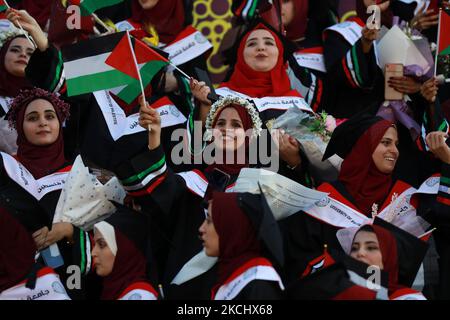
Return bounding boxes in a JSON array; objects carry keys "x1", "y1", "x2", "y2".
[{"x1": 272, "y1": 108, "x2": 344, "y2": 182}]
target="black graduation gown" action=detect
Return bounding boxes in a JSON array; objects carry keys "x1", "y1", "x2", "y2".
[
  {"x1": 322, "y1": 24, "x2": 383, "y2": 118},
  {"x1": 232, "y1": 280, "x2": 282, "y2": 300},
  {"x1": 25, "y1": 44, "x2": 198, "y2": 173},
  {"x1": 0, "y1": 156, "x2": 99, "y2": 299}
]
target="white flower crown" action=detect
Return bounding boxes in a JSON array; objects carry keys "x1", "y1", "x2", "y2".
[
  {"x1": 0, "y1": 27, "x2": 28, "y2": 50},
  {"x1": 203, "y1": 96, "x2": 263, "y2": 141}
]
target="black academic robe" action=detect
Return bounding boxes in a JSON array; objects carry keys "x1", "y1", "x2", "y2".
[
  {"x1": 0, "y1": 156, "x2": 98, "y2": 299},
  {"x1": 281, "y1": 166, "x2": 450, "y2": 288}
]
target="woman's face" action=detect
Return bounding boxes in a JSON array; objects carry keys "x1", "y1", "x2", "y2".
[
  {"x1": 281, "y1": 0, "x2": 295, "y2": 27},
  {"x1": 213, "y1": 107, "x2": 247, "y2": 152},
  {"x1": 4, "y1": 37, "x2": 34, "y2": 77},
  {"x1": 243, "y1": 29, "x2": 279, "y2": 72},
  {"x1": 199, "y1": 201, "x2": 220, "y2": 257},
  {"x1": 138, "y1": 0, "x2": 159, "y2": 10},
  {"x1": 22, "y1": 99, "x2": 60, "y2": 146},
  {"x1": 350, "y1": 230, "x2": 384, "y2": 269},
  {"x1": 371, "y1": 127, "x2": 399, "y2": 174},
  {"x1": 92, "y1": 229, "x2": 116, "y2": 277}
]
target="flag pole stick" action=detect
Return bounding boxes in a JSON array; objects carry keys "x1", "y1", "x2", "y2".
[
  {"x1": 127, "y1": 31, "x2": 152, "y2": 132},
  {"x1": 434, "y1": 8, "x2": 442, "y2": 77},
  {"x1": 419, "y1": 228, "x2": 437, "y2": 239},
  {"x1": 92, "y1": 13, "x2": 112, "y2": 33},
  {"x1": 168, "y1": 61, "x2": 191, "y2": 80},
  {"x1": 4, "y1": 1, "x2": 36, "y2": 49}
]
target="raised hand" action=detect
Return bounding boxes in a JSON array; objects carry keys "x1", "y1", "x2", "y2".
[
  {"x1": 138, "y1": 95, "x2": 161, "y2": 150},
  {"x1": 426, "y1": 131, "x2": 450, "y2": 164},
  {"x1": 420, "y1": 77, "x2": 439, "y2": 103},
  {"x1": 6, "y1": 8, "x2": 48, "y2": 51}
]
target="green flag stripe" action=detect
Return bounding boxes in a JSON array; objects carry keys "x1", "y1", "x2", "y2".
[
  {"x1": 79, "y1": 0, "x2": 124, "y2": 16},
  {"x1": 66, "y1": 69, "x2": 135, "y2": 97},
  {"x1": 439, "y1": 45, "x2": 450, "y2": 56},
  {"x1": 117, "y1": 60, "x2": 168, "y2": 104},
  {"x1": 121, "y1": 155, "x2": 166, "y2": 184}
]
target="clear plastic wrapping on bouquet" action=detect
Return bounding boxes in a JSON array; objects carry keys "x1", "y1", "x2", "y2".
[{"x1": 272, "y1": 108, "x2": 342, "y2": 182}]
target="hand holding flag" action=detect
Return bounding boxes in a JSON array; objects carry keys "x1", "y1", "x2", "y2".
[
  {"x1": 1, "y1": 2, "x2": 36, "y2": 48},
  {"x1": 138, "y1": 94, "x2": 161, "y2": 149},
  {"x1": 435, "y1": 8, "x2": 450, "y2": 77}
]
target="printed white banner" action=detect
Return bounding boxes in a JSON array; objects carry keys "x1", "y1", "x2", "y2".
[
  {"x1": 1, "y1": 152, "x2": 68, "y2": 200},
  {"x1": 216, "y1": 87, "x2": 313, "y2": 113},
  {"x1": 326, "y1": 21, "x2": 363, "y2": 46},
  {"x1": 293, "y1": 52, "x2": 327, "y2": 73},
  {"x1": 163, "y1": 26, "x2": 213, "y2": 66}
]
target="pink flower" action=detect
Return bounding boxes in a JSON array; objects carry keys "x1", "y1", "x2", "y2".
[{"x1": 325, "y1": 115, "x2": 337, "y2": 132}]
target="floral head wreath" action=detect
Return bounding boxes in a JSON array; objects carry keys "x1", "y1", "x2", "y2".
[
  {"x1": 203, "y1": 95, "x2": 263, "y2": 141},
  {"x1": 7, "y1": 88, "x2": 70, "y2": 129},
  {"x1": 0, "y1": 26, "x2": 29, "y2": 50}
]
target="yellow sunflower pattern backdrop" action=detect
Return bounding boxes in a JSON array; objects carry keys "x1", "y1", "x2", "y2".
[{"x1": 192, "y1": 0, "x2": 233, "y2": 85}]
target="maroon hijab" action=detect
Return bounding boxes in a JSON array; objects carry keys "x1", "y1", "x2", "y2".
[
  {"x1": 212, "y1": 192, "x2": 261, "y2": 286},
  {"x1": 0, "y1": 206, "x2": 36, "y2": 292},
  {"x1": 131, "y1": 0, "x2": 185, "y2": 44},
  {"x1": 0, "y1": 36, "x2": 32, "y2": 97},
  {"x1": 101, "y1": 229, "x2": 149, "y2": 300},
  {"x1": 338, "y1": 120, "x2": 394, "y2": 216},
  {"x1": 205, "y1": 104, "x2": 254, "y2": 177},
  {"x1": 8, "y1": 88, "x2": 69, "y2": 179},
  {"x1": 355, "y1": 225, "x2": 404, "y2": 295},
  {"x1": 284, "y1": 0, "x2": 309, "y2": 41}
]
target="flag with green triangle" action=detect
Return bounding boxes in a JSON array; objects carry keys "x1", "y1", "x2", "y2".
[
  {"x1": 0, "y1": 0, "x2": 9, "y2": 12},
  {"x1": 438, "y1": 10, "x2": 450, "y2": 56},
  {"x1": 107, "y1": 36, "x2": 169, "y2": 104}
]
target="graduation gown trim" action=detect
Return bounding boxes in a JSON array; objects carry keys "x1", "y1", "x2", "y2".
[
  {"x1": 215, "y1": 87, "x2": 312, "y2": 114},
  {"x1": 0, "y1": 267, "x2": 70, "y2": 300},
  {"x1": 211, "y1": 257, "x2": 284, "y2": 300},
  {"x1": 303, "y1": 176, "x2": 440, "y2": 228},
  {"x1": 0, "y1": 96, "x2": 12, "y2": 116},
  {"x1": 93, "y1": 91, "x2": 186, "y2": 142},
  {"x1": 113, "y1": 21, "x2": 212, "y2": 66},
  {"x1": 0, "y1": 152, "x2": 71, "y2": 200},
  {"x1": 389, "y1": 287, "x2": 426, "y2": 300},
  {"x1": 293, "y1": 47, "x2": 327, "y2": 73},
  {"x1": 324, "y1": 19, "x2": 364, "y2": 47},
  {"x1": 118, "y1": 281, "x2": 158, "y2": 300}
]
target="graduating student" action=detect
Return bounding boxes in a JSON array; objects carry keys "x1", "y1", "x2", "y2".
[
  {"x1": 113, "y1": 94, "x2": 271, "y2": 299},
  {"x1": 288, "y1": 218, "x2": 430, "y2": 300},
  {"x1": 92, "y1": 205, "x2": 158, "y2": 300},
  {"x1": 192, "y1": 22, "x2": 314, "y2": 185},
  {"x1": 0, "y1": 205, "x2": 71, "y2": 300},
  {"x1": 200, "y1": 192, "x2": 284, "y2": 300},
  {"x1": 1, "y1": 88, "x2": 98, "y2": 299},
  {"x1": 0, "y1": 23, "x2": 35, "y2": 154},
  {"x1": 341, "y1": 223, "x2": 427, "y2": 300},
  {"x1": 281, "y1": 114, "x2": 450, "y2": 285}
]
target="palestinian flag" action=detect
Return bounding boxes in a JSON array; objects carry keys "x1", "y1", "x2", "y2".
[
  {"x1": 109, "y1": 38, "x2": 169, "y2": 104},
  {"x1": 69, "y1": 0, "x2": 124, "y2": 16},
  {"x1": 63, "y1": 32, "x2": 168, "y2": 99},
  {"x1": 62, "y1": 32, "x2": 139, "y2": 97},
  {"x1": 438, "y1": 10, "x2": 450, "y2": 56},
  {"x1": 0, "y1": 0, "x2": 9, "y2": 12}
]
